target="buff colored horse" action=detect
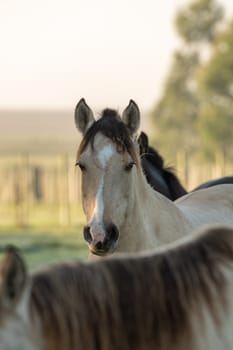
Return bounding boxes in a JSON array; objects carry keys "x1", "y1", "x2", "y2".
[{"x1": 75, "y1": 98, "x2": 233, "y2": 256}]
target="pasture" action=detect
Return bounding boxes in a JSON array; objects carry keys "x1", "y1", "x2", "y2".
[{"x1": 0, "y1": 227, "x2": 88, "y2": 271}]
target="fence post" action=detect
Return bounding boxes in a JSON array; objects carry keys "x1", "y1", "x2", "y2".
[{"x1": 13, "y1": 164, "x2": 24, "y2": 227}]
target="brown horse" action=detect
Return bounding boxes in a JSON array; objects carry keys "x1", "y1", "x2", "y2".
[
  {"x1": 74, "y1": 99, "x2": 233, "y2": 256},
  {"x1": 1, "y1": 225, "x2": 233, "y2": 350}
]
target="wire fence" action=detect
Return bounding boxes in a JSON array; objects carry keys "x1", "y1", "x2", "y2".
[{"x1": 0, "y1": 154, "x2": 82, "y2": 228}]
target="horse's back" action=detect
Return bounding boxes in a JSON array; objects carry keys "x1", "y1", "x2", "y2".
[
  {"x1": 176, "y1": 184, "x2": 233, "y2": 206},
  {"x1": 176, "y1": 184, "x2": 233, "y2": 227},
  {"x1": 193, "y1": 176, "x2": 233, "y2": 191}
]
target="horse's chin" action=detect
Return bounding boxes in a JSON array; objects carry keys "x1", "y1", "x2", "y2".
[
  {"x1": 89, "y1": 242, "x2": 118, "y2": 257},
  {"x1": 90, "y1": 249, "x2": 109, "y2": 257}
]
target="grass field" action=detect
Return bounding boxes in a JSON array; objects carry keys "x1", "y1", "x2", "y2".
[
  {"x1": 0, "y1": 148, "x2": 89, "y2": 270},
  {"x1": 0, "y1": 227, "x2": 88, "y2": 271},
  {"x1": 0, "y1": 202, "x2": 89, "y2": 271}
]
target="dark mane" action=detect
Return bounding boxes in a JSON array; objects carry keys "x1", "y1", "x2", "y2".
[
  {"x1": 101, "y1": 108, "x2": 119, "y2": 119},
  {"x1": 77, "y1": 109, "x2": 138, "y2": 164},
  {"x1": 138, "y1": 131, "x2": 164, "y2": 169},
  {"x1": 30, "y1": 226, "x2": 233, "y2": 350},
  {"x1": 162, "y1": 168, "x2": 187, "y2": 199},
  {"x1": 138, "y1": 132, "x2": 187, "y2": 199}
]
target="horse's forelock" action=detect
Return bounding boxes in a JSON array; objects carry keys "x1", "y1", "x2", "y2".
[
  {"x1": 77, "y1": 109, "x2": 139, "y2": 164},
  {"x1": 101, "y1": 108, "x2": 120, "y2": 119}
]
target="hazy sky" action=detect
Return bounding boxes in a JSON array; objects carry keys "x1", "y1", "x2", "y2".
[{"x1": 1, "y1": 0, "x2": 233, "y2": 111}]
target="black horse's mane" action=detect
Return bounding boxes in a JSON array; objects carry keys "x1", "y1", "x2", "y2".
[
  {"x1": 138, "y1": 131, "x2": 164, "y2": 169},
  {"x1": 138, "y1": 132, "x2": 233, "y2": 200},
  {"x1": 138, "y1": 132, "x2": 187, "y2": 199}
]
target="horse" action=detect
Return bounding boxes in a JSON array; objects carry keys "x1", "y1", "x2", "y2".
[
  {"x1": 74, "y1": 98, "x2": 233, "y2": 256},
  {"x1": 138, "y1": 131, "x2": 233, "y2": 200},
  {"x1": 193, "y1": 176, "x2": 233, "y2": 191},
  {"x1": 1, "y1": 225, "x2": 233, "y2": 350},
  {"x1": 138, "y1": 131, "x2": 187, "y2": 200}
]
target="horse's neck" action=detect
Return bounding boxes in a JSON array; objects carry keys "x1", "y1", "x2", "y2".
[{"x1": 119, "y1": 168, "x2": 191, "y2": 252}]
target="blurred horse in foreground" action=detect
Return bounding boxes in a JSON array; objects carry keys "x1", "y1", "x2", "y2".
[{"x1": 1, "y1": 225, "x2": 233, "y2": 350}]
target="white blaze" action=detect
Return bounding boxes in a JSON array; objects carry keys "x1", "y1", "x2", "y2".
[
  {"x1": 91, "y1": 144, "x2": 114, "y2": 227},
  {"x1": 98, "y1": 144, "x2": 115, "y2": 168},
  {"x1": 94, "y1": 175, "x2": 104, "y2": 224}
]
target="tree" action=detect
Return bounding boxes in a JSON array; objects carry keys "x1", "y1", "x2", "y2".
[
  {"x1": 175, "y1": 0, "x2": 224, "y2": 45},
  {"x1": 152, "y1": 51, "x2": 199, "y2": 155},
  {"x1": 150, "y1": 0, "x2": 224, "y2": 161},
  {"x1": 198, "y1": 20, "x2": 233, "y2": 160}
]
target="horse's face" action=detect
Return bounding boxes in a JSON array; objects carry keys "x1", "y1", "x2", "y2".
[
  {"x1": 78, "y1": 134, "x2": 136, "y2": 255},
  {"x1": 75, "y1": 99, "x2": 140, "y2": 256}
]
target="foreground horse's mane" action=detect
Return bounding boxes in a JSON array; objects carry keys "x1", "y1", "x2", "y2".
[
  {"x1": 30, "y1": 226, "x2": 233, "y2": 350},
  {"x1": 77, "y1": 109, "x2": 138, "y2": 164}
]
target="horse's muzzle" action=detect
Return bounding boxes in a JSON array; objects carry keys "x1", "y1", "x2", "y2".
[{"x1": 83, "y1": 223, "x2": 119, "y2": 256}]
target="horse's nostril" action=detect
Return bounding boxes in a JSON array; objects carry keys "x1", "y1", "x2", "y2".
[
  {"x1": 105, "y1": 224, "x2": 119, "y2": 242},
  {"x1": 95, "y1": 241, "x2": 103, "y2": 250},
  {"x1": 83, "y1": 226, "x2": 92, "y2": 244}
]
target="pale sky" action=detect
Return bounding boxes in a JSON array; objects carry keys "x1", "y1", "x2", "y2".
[{"x1": 1, "y1": 0, "x2": 233, "y2": 111}]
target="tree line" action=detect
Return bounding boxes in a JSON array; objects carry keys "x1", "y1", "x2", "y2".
[{"x1": 151, "y1": 0, "x2": 233, "y2": 163}]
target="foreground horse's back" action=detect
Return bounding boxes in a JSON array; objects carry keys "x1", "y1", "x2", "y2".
[{"x1": 1, "y1": 226, "x2": 233, "y2": 349}]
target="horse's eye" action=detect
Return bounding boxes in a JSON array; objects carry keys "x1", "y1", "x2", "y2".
[
  {"x1": 125, "y1": 161, "x2": 135, "y2": 172},
  {"x1": 75, "y1": 162, "x2": 86, "y2": 172}
]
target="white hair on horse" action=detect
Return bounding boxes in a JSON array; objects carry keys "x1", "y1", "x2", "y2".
[
  {"x1": 1, "y1": 225, "x2": 233, "y2": 350},
  {"x1": 74, "y1": 99, "x2": 233, "y2": 257}
]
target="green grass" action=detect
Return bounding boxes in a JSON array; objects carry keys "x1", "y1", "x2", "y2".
[
  {"x1": 0, "y1": 202, "x2": 88, "y2": 271},
  {"x1": 0, "y1": 227, "x2": 88, "y2": 271},
  {"x1": 0, "y1": 202, "x2": 85, "y2": 229}
]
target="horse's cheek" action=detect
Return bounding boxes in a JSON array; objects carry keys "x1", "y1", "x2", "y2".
[
  {"x1": 113, "y1": 181, "x2": 130, "y2": 225},
  {"x1": 81, "y1": 189, "x2": 93, "y2": 221}
]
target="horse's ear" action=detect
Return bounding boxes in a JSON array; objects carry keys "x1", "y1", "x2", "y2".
[
  {"x1": 0, "y1": 246, "x2": 27, "y2": 308},
  {"x1": 137, "y1": 131, "x2": 148, "y2": 155},
  {"x1": 74, "y1": 98, "x2": 95, "y2": 135},
  {"x1": 122, "y1": 100, "x2": 140, "y2": 136}
]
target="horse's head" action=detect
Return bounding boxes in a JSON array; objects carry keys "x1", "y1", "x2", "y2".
[
  {"x1": 75, "y1": 99, "x2": 140, "y2": 256},
  {"x1": 0, "y1": 246, "x2": 41, "y2": 350}
]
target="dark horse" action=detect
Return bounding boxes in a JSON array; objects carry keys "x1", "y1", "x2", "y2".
[{"x1": 138, "y1": 131, "x2": 233, "y2": 201}]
